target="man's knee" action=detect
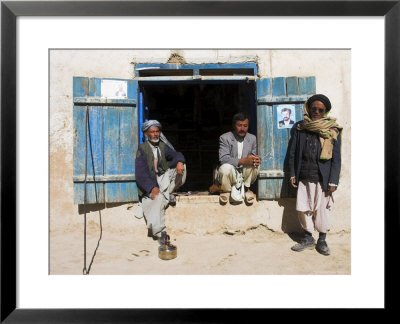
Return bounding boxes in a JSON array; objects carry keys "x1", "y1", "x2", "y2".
[
  {"x1": 242, "y1": 166, "x2": 259, "y2": 183},
  {"x1": 169, "y1": 165, "x2": 186, "y2": 191},
  {"x1": 180, "y1": 164, "x2": 187, "y2": 185},
  {"x1": 152, "y1": 193, "x2": 167, "y2": 207},
  {"x1": 243, "y1": 165, "x2": 259, "y2": 173},
  {"x1": 218, "y1": 163, "x2": 235, "y2": 176}
]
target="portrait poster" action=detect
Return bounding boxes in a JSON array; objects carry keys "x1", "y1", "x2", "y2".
[
  {"x1": 101, "y1": 79, "x2": 128, "y2": 99},
  {"x1": 277, "y1": 104, "x2": 296, "y2": 129}
]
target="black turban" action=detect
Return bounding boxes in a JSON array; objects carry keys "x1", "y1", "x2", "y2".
[{"x1": 306, "y1": 94, "x2": 332, "y2": 111}]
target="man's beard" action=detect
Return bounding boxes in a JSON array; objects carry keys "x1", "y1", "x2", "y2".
[{"x1": 149, "y1": 137, "x2": 160, "y2": 144}]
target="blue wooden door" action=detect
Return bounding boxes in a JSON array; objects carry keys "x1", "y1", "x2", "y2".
[
  {"x1": 256, "y1": 76, "x2": 316, "y2": 199},
  {"x1": 73, "y1": 77, "x2": 139, "y2": 204},
  {"x1": 138, "y1": 85, "x2": 150, "y2": 145}
]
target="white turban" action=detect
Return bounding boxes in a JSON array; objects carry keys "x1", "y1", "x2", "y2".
[
  {"x1": 142, "y1": 119, "x2": 175, "y2": 151},
  {"x1": 141, "y1": 120, "x2": 162, "y2": 132}
]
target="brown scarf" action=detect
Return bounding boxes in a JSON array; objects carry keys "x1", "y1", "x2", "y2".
[{"x1": 297, "y1": 104, "x2": 343, "y2": 160}]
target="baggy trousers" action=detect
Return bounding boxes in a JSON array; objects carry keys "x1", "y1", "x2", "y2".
[
  {"x1": 135, "y1": 165, "x2": 187, "y2": 235},
  {"x1": 296, "y1": 180, "x2": 334, "y2": 233},
  {"x1": 217, "y1": 163, "x2": 259, "y2": 192}
]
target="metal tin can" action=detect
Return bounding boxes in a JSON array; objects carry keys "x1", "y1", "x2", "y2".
[{"x1": 158, "y1": 244, "x2": 177, "y2": 260}]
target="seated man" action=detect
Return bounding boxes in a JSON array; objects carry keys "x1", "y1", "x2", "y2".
[
  {"x1": 134, "y1": 120, "x2": 186, "y2": 245},
  {"x1": 217, "y1": 112, "x2": 261, "y2": 205}
]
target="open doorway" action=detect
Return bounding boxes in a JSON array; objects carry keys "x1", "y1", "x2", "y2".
[{"x1": 140, "y1": 81, "x2": 257, "y2": 192}]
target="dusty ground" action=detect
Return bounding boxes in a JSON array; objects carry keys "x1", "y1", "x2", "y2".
[{"x1": 50, "y1": 224, "x2": 351, "y2": 275}]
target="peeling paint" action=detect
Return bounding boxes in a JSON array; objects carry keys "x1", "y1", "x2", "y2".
[{"x1": 167, "y1": 51, "x2": 187, "y2": 64}]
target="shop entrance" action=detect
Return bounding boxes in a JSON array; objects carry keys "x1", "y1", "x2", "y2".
[{"x1": 140, "y1": 81, "x2": 257, "y2": 192}]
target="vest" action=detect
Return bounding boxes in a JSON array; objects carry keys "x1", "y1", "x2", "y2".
[
  {"x1": 299, "y1": 131, "x2": 322, "y2": 183},
  {"x1": 137, "y1": 141, "x2": 170, "y2": 196}
]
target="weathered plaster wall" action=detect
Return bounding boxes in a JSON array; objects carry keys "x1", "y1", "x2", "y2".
[{"x1": 49, "y1": 49, "x2": 351, "y2": 235}]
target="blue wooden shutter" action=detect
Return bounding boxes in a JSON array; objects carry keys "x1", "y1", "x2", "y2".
[
  {"x1": 256, "y1": 76, "x2": 316, "y2": 199},
  {"x1": 73, "y1": 77, "x2": 139, "y2": 204}
]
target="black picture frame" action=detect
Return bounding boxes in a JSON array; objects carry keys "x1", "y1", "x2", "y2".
[{"x1": 1, "y1": 0, "x2": 398, "y2": 322}]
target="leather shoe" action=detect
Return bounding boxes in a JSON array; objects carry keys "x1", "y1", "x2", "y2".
[
  {"x1": 291, "y1": 236, "x2": 315, "y2": 252},
  {"x1": 245, "y1": 190, "x2": 255, "y2": 204},
  {"x1": 316, "y1": 239, "x2": 330, "y2": 256},
  {"x1": 169, "y1": 194, "x2": 176, "y2": 206},
  {"x1": 219, "y1": 192, "x2": 230, "y2": 204}
]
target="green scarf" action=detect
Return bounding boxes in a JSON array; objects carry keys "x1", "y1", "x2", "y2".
[{"x1": 297, "y1": 104, "x2": 343, "y2": 160}]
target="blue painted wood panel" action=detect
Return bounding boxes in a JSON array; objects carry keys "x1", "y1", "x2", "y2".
[
  {"x1": 294, "y1": 103, "x2": 305, "y2": 123},
  {"x1": 104, "y1": 107, "x2": 121, "y2": 202},
  {"x1": 138, "y1": 90, "x2": 144, "y2": 145},
  {"x1": 272, "y1": 104, "x2": 290, "y2": 169},
  {"x1": 257, "y1": 104, "x2": 273, "y2": 171},
  {"x1": 119, "y1": 106, "x2": 138, "y2": 201},
  {"x1": 299, "y1": 77, "x2": 316, "y2": 95},
  {"x1": 73, "y1": 77, "x2": 89, "y2": 97},
  {"x1": 256, "y1": 78, "x2": 272, "y2": 99},
  {"x1": 256, "y1": 76, "x2": 315, "y2": 199},
  {"x1": 73, "y1": 77, "x2": 138, "y2": 204},
  {"x1": 73, "y1": 105, "x2": 87, "y2": 204},
  {"x1": 103, "y1": 105, "x2": 138, "y2": 203},
  {"x1": 73, "y1": 105, "x2": 105, "y2": 204},
  {"x1": 135, "y1": 63, "x2": 258, "y2": 77},
  {"x1": 272, "y1": 77, "x2": 286, "y2": 97},
  {"x1": 258, "y1": 179, "x2": 284, "y2": 199},
  {"x1": 286, "y1": 77, "x2": 299, "y2": 96}
]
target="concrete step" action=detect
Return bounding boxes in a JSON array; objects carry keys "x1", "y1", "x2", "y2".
[
  {"x1": 165, "y1": 195, "x2": 302, "y2": 236},
  {"x1": 72, "y1": 195, "x2": 303, "y2": 238},
  {"x1": 175, "y1": 193, "x2": 220, "y2": 204}
]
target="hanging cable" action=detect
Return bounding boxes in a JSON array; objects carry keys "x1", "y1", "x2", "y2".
[
  {"x1": 83, "y1": 106, "x2": 89, "y2": 275},
  {"x1": 82, "y1": 104, "x2": 103, "y2": 275},
  {"x1": 85, "y1": 107, "x2": 103, "y2": 274}
]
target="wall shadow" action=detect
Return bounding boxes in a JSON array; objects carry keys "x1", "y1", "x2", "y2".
[
  {"x1": 279, "y1": 125, "x2": 303, "y2": 240},
  {"x1": 78, "y1": 203, "x2": 105, "y2": 215},
  {"x1": 78, "y1": 202, "x2": 130, "y2": 215},
  {"x1": 278, "y1": 198, "x2": 303, "y2": 235}
]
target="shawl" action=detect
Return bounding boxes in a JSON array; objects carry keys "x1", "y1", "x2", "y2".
[{"x1": 297, "y1": 103, "x2": 343, "y2": 160}]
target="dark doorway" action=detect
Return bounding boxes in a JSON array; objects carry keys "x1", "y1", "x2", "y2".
[{"x1": 141, "y1": 81, "x2": 256, "y2": 192}]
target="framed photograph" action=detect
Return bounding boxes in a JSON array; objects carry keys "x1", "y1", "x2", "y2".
[{"x1": 1, "y1": 0, "x2": 398, "y2": 321}]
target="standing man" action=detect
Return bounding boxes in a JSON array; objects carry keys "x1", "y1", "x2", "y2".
[
  {"x1": 217, "y1": 112, "x2": 261, "y2": 205},
  {"x1": 288, "y1": 94, "x2": 342, "y2": 256},
  {"x1": 135, "y1": 120, "x2": 186, "y2": 245}
]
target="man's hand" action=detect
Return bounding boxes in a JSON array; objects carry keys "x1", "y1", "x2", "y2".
[
  {"x1": 239, "y1": 154, "x2": 261, "y2": 167},
  {"x1": 239, "y1": 156, "x2": 253, "y2": 166},
  {"x1": 328, "y1": 185, "x2": 337, "y2": 193},
  {"x1": 150, "y1": 187, "x2": 160, "y2": 200},
  {"x1": 176, "y1": 161, "x2": 184, "y2": 175},
  {"x1": 290, "y1": 177, "x2": 297, "y2": 188},
  {"x1": 252, "y1": 155, "x2": 261, "y2": 167}
]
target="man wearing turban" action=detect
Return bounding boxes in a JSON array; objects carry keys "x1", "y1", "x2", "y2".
[
  {"x1": 288, "y1": 94, "x2": 343, "y2": 256},
  {"x1": 134, "y1": 120, "x2": 186, "y2": 245}
]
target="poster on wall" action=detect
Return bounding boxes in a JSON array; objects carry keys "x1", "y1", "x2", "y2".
[
  {"x1": 277, "y1": 104, "x2": 296, "y2": 129},
  {"x1": 101, "y1": 79, "x2": 128, "y2": 98}
]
